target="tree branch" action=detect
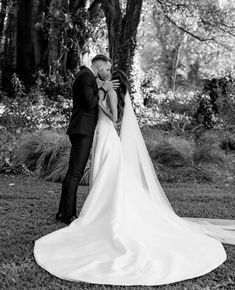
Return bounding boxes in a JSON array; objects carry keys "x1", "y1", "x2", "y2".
[
  {"x1": 219, "y1": 26, "x2": 235, "y2": 38},
  {"x1": 220, "y1": 22, "x2": 235, "y2": 29},
  {"x1": 159, "y1": 0, "x2": 188, "y2": 9},
  {"x1": 156, "y1": 0, "x2": 214, "y2": 42},
  {"x1": 200, "y1": 15, "x2": 235, "y2": 38},
  {"x1": 156, "y1": 0, "x2": 233, "y2": 51},
  {"x1": 163, "y1": 13, "x2": 214, "y2": 42}
]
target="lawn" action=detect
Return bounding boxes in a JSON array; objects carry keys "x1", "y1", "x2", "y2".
[{"x1": 0, "y1": 174, "x2": 235, "y2": 290}]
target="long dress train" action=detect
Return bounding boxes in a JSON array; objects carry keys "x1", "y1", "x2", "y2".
[{"x1": 34, "y1": 93, "x2": 235, "y2": 286}]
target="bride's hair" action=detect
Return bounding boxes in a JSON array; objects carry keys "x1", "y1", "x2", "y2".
[{"x1": 112, "y1": 70, "x2": 129, "y2": 123}]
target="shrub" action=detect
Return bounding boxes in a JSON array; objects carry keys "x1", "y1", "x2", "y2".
[
  {"x1": 143, "y1": 128, "x2": 194, "y2": 167},
  {"x1": 45, "y1": 149, "x2": 70, "y2": 182},
  {"x1": 14, "y1": 130, "x2": 91, "y2": 185},
  {"x1": 142, "y1": 126, "x2": 234, "y2": 183},
  {"x1": 193, "y1": 144, "x2": 231, "y2": 170},
  {"x1": 0, "y1": 128, "x2": 22, "y2": 174},
  {"x1": 152, "y1": 140, "x2": 192, "y2": 167},
  {"x1": 197, "y1": 130, "x2": 235, "y2": 152},
  {"x1": 220, "y1": 132, "x2": 235, "y2": 151},
  {"x1": 196, "y1": 130, "x2": 221, "y2": 147},
  {"x1": 194, "y1": 74, "x2": 235, "y2": 129},
  {"x1": 14, "y1": 130, "x2": 70, "y2": 175},
  {"x1": 13, "y1": 127, "x2": 235, "y2": 185},
  {"x1": 141, "y1": 126, "x2": 166, "y2": 147},
  {"x1": 0, "y1": 93, "x2": 71, "y2": 133}
]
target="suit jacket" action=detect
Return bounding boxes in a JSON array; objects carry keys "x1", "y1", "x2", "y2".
[{"x1": 67, "y1": 67, "x2": 99, "y2": 136}]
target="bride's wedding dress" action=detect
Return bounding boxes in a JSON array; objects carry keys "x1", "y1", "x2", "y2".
[{"x1": 34, "y1": 92, "x2": 235, "y2": 286}]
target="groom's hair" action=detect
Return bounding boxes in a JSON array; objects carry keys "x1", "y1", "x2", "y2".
[{"x1": 92, "y1": 54, "x2": 112, "y2": 64}]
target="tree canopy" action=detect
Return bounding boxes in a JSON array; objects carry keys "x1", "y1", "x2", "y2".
[{"x1": 0, "y1": 0, "x2": 234, "y2": 93}]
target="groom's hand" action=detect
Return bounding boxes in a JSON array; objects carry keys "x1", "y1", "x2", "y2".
[
  {"x1": 111, "y1": 79, "x2": 120, "y2": 90},
  {"x1": 102, "y1": 79, "x2": 120, "y2": 92}
]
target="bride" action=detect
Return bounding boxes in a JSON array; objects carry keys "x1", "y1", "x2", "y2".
[{"x1": 34, "y1": 70, "x2": 235, "y2": 286}]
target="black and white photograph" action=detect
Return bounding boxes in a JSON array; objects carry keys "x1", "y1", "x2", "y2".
[{"x1": 0, "y1": 0, "x2": 235, "y2": 289}]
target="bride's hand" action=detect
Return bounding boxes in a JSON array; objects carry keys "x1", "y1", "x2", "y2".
[{"x1": 98, "y1": 89, "x2": 105, "y2": 102}]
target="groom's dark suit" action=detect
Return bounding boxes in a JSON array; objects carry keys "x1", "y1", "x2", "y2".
[{"x1": 58, "y1": 66, "x2": 99, "y2": 220}]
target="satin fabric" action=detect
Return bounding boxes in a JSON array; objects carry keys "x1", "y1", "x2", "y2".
[{"x1": 34, "y1": 93, "x2": 234, "y2": 286}]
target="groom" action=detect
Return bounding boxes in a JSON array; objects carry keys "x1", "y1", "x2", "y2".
[{"x1": 56, "y1": 54, "x2": 119, "y2": 224}]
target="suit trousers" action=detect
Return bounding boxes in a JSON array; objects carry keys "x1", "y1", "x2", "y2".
[{"x1": 58, "y1": 134, "x2": 94, "y2": 218}]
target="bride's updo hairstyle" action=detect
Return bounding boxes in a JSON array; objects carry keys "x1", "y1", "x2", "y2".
[{"x1": 112, "y1": 70, "x2": 129, "y2": 123}]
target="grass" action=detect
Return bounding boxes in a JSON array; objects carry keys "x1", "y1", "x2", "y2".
[{"x1": 0, "y1": 174, "x2": 235, "y2": 289}]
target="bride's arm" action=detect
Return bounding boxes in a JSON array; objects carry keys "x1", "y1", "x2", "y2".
[{"x1": 98, "y1": 90, "x2": 118, "y2": 123}]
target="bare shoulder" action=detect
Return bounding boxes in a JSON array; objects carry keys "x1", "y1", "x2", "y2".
[
  {"x1": 107, "y1": 89, "x2": 117, "y2": 97},
  {"x1": 107, "y1": 89, "x2": 117, "y2": 103}
]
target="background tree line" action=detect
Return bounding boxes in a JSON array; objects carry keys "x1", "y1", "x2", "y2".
[
  {"x1": 1, "y1": 0, "x2": 235, "y2": 93},
  {"x1": 0, "y1": 0, "x2": 143, "y2": 92}
]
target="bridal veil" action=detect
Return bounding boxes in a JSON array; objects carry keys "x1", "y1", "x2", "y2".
[{"x1": 120, "y1": 91, "x2": 235, "y2": 245}]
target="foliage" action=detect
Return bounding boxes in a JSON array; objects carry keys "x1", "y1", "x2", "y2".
[
  {"x1": 13, "y1": 130, "x2": 90, "y2": 185},
  {"x1": 45, "y1": 148, "x2": 91, "y2": 186},
  {"x1": 35, "y1": 70, "x2": 73, "y2": 101},
  {"x1": 45, "y1": 148, "x2": 70, "y2": 182},
  {"x1": 0, "y1": 128, "x2": 16, "y2": 172},
  {"x1": 35, "y1": 0, "x2": 107, "y2": 75},
  {"x1": 194, "y1": 92, "x2": 216, "y2": 129},
  {"x1": 193, "y1": 144, "x2": 231, "y2": 169},
  {"x1": 136, "y1": 82, "x2": 200, "y2": 133},
  {"x1": 14, "y1": 130, "x2": 69, "y2": 176},
  {"x1": 0, "y1": 127, "x2": 29, "y2": 174},
  {"x1": 0, "y1": 94, "x2": 71, "y2": 132},
  {"x1": 142, "y1": 126, "x2": 234, "y2": 183},
  {"x1": 138, "y1": 0, "x2": 235, "y2": 91},
  {"x1": 195, "y1": 73, "x2": 235, "y2": 129},
  {"x1": 220, "y1": 133, "x2": 235, "y2": 152},
  {"x1": 148, "y1": 135, "x2": 194, "y2": 167},
  {"x1": 0, "y1": 0, "x2": 108, "y2": 91},
  {"x1": 197, "y1": 129, "x2": 235, "y2": 153},
  {"x1": 156, "y1": 90, "x2": 198, "y2": 133},
  {"x1": 135, "y1": 68, "x2": 235, "y2": 133},
  {"x1": 0, "y1": 72, "x2": 72, "y2": 132},
  {"x1": 11, "y1": 73, "x2": 26, "y2": 98},
  {"x1": 13, "y1": 128, "x2": 234, "y2": 185}
]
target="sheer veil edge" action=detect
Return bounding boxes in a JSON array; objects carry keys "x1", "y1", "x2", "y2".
[{"x1": 120, "y1": 91, "x2": 235, "y2": 245}]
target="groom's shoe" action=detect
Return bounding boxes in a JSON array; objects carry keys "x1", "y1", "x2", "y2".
[
  {"x1": 56, "y1": 212, "x2": 64, "y2": 221},
  {"x1": 56, "y1": 212, "x2": 78, "y2": 225}
]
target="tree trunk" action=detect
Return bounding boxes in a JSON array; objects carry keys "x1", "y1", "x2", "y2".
[
  {"x1": 172, "y1": 41, "x2": 182, "y2": 96},
  {"x1": 101, "y1": 0, "x2": 121, "y2": 68},
  {"x1": 48, "y1": 0, "x2": 59, "y2": 75},
  {"x1": 59, "y1": 0, "x2": 69, "y2": 78},
  {"x1": 38, "y1": 0, "x2": 51, "y2": 72},
  {"x1": 0, "y1": 0, "x2": 7, "y2": 89},
  {"x1": 1, "y1": 1, "x2": 18, "y2": 92},
  {"x1": 32, "y1": 0, "x2": 43, "y2": 70},
  {"x1": 172, "y1": 33, "x2": 187, "y2": 94},
  {"x1": 0, "y1": 0, "x2": 7, "y2": 38},
  {"x1": 17, "y1": 0, "x2": 34, "y2": 87},
  {"x1": 101, "y1": 0, "x2": 143, "y2": 77},
  {"x1": 119, "y1": 0, "x2": 143, "y2": 76}
]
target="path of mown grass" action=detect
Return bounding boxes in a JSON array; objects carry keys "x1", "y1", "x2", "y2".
[{"x1": 0, "y1": 174, "x2": 234, "y2": 290}]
